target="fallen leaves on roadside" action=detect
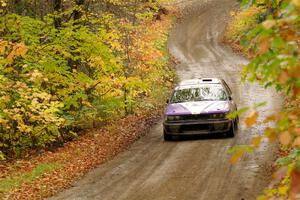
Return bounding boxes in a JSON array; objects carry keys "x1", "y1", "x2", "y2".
[{"x1": 0, "y1": 111, "x2": 162, "y2": 200}]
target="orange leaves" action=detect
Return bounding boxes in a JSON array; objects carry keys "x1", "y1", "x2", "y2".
[
  {"x1": 278, "y1": 70, "x2": 289, "y2": 84},
  {"x1": 0, "y1": 41, "x2": 28, "y2": 65},
  {"x1": 279, "y1": 67, "x2": 300, "y2": 98},
  {"x1": 290, "y1": 169, "x2": 300, "y2": 200},
  {"x1": 245, "y1": 111, "x2": 259, "y2": 127},
  {"x1": 258, "y1": 39, "x2": 270, "y2": 55},
  {"x1": 288, "y1": 66, "x2": 300, "y2": 79},
  {"x1": 279, "y1": 131, "x2": 292, "y2": 146},
  {"x1": 7, "y1": 42, "x2": 28, "y2": 64},
  {"x1": 293, "y1": 87, "x2": 300, "y2": 98},
  {"x1": 294, "y1": 127, "x2": 300, "y2": 136}
]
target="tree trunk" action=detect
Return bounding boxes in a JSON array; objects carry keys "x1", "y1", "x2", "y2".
[
  {"x1": 53, "y1": 0, "x2": 62, "y2": 28},
  {"x1": 73, "y1": 0, "x2": 85, "y2": 21}
]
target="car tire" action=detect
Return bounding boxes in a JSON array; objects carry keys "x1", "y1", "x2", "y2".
[
  {"x1": 234, "y1": 117, "x2": 239, "y2": 130},
  {"x1": 164, "y1": 131, "x2": 172, "y2": 141},
  {"x1": 227, "y1": 121, "x2": 236, "y2": 138}
]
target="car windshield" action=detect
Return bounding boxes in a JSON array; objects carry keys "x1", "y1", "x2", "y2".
[{"x1": 170, "y1": 84, "x2": 228, "y2": 103}]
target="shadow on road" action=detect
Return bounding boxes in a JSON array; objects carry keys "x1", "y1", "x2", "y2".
[{"x1": 166, "y1": 133, "x2": 234, "y2": 141}]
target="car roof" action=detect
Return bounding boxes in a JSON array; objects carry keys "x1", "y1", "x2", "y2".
[
  {"x1": 176, "y1": 78, "x2": 222, "y2": 88},
  {"x1": 173, "y1": 78, "x2": 233, "y2": 95}
]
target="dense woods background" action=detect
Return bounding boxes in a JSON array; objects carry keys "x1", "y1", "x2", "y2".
[{"x1": 0, "y1": 0, "x2": 174, "y2": 159}]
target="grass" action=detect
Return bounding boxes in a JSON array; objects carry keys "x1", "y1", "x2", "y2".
[{"x1": 0, "y1": 163, "x2": 61, "y2": 193}]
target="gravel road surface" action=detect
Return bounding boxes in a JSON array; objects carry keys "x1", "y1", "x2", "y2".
[{"x1": 50, "y1": 0, "x2": 282, "y2": 199}]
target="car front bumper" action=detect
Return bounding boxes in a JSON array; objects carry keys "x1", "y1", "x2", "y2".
[{"x1": 163, "y1": 119, "x2": 232, "y2": 135}]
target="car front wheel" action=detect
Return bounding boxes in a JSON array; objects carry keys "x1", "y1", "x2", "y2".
[{"x1": 164, "y1": 130, "x2": 172, "y2": 141}]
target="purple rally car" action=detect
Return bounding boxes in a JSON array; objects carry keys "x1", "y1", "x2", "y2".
[{"x1": 163, "y1": 78, "x2": 238, "y2": 140}]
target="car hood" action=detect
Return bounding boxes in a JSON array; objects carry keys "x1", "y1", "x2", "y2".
[{"x1": 165, "y1": 101, "x2": 230, "y2": 115}]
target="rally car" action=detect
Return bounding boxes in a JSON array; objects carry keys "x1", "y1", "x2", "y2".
[{"x1": 163, "y1": 78, "x2": 238, "y2": 140}]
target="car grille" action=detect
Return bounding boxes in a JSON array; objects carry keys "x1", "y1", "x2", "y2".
[
  {"x1": 167, "y1": 113, "x2": 226, "y2": 121},
  {"x1": 165, "y1": 122, "x2": 229, "y2": 133},
  {"x1": 181, "y1": 114, "x2": 212, "y2": 120}
]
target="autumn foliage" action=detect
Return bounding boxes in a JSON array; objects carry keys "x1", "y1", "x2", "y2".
[
  {"x1": 0, "y1": 0, "x2": 175, "y2": 159},
  {"x1": 226, "y1": 0, "x2": 300, "y2": 199}
]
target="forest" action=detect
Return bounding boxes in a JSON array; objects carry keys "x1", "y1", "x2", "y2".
[
  {"x1": 1, "y1": 0, "x2": 300, "y2": 199},
  {"x1": 0, "y1": 0, "x2": 174, "y2": 159}
]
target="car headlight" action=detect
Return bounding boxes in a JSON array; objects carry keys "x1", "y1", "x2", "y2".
[
  {"x1": 211, "y1": 113, "x2": 227, "y2": 119},
  {"x1": 167, "y1": 116, "x2": 181, "y2": 121}
]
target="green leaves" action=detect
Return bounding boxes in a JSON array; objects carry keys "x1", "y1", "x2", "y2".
[{"x1": 228, "y1": 0, "x2": 300, "y2": 198}]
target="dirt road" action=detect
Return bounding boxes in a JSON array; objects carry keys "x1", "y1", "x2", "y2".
[{"x1": 50, "y1": 0, "x2": 282, "y2": 199}]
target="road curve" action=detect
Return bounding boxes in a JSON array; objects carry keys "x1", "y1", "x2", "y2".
[{"x1": 50, "y1": 0, "x2": 282, "y2": 200}]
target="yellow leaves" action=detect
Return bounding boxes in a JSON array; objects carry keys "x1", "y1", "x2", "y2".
[
  {"x1": 265, "y1": 127, "x2": 277, "y2": 143},
  {"x1": 245, "y1": 111, "x2": 259, "y2": 127},
  {"x1": 278, "y1": 186, "x2": 289, "y2": 195},
  {"x1": 252, "y1": 136, "x2": 262, "y2": 148},
  {"x1": 229, "y1": 149, "x2": 245, "y2": 165},
  {"x1": 292, "y1": 137, "x2": 300, "y2": 147},
  {"x1": 30, "y1": 70, "x2": 43, "y2": 82},
  {"x1": 0, "y1": 118, "x2": 8, "y2": 125},
  {"x1": 0, "y1": 40, "x2": 9, "y2": 55},
  {"x1": 17, "y1": 122, "x2": 33, "y2": 134},
  {"x1": 1, "y1": 95, "x2": 10, "y2": 103},
  {"x1": 1, "y1": 1, "x2": 7, "y2": 7},
  {"x1": 5, "y1": 42, "x2": 28, "y2": 65},
  {"x1": 279, "y1": 131, "x2": 292, "y2": 146},
  {"x1": 292, "y1": 0, "x2": 300, "y2": 7},
  {"x1": 263, "y1": 114, "x2": 277, "y2": 123},
  {"x1": 262, "y1": 19, "x2": 276, "y2": 29}
]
